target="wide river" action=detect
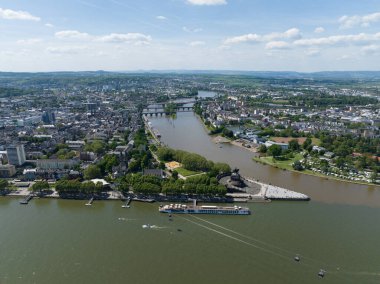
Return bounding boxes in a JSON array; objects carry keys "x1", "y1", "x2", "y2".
[{"x1": 1, "y1": 103, "x2": 380, "y2": 283}]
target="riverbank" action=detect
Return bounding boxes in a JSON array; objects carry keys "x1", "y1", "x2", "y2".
[
  {"x1": 230, "y1": 139, "x2": 259, "y2": 153},
  {"x1": 253, "y1": 156, "x2": 379, "y2": 187}
]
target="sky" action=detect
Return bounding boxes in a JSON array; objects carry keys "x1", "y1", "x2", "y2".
[{"x1": 0, "y1": 0, "x2": 380, "y2": 72}]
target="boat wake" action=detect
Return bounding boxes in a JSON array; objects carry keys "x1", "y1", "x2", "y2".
[
  {"x1": 142, "y1": 224, "x2": 166, "y2": 229},
  {"x1": 117, "y1": 217, "x2": 137, "y2": 221},
  {"x1": 182, "y1": 215, "x2": 380, "y2": 281}
]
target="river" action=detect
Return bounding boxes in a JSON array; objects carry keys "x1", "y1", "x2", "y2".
[
  {"x1": 1, "y1": 101, "x2": 380, "y2": 283},
  {"x1": 150, "y1": 112, "x2": 380, "y2": 207}
]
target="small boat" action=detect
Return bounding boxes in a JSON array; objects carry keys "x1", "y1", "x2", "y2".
[
  {"x1": 168, "y1": 214, "x2": 172, "y2": 217},
  {"x1": 294, "y1": 255, "x2": 300, "y2": 262},
  {"x1": 142, "y1": 224, "x2": 151, "y2": 229},
  {"x1": 121, "y1": 205, "x2": 130, "y2": 208},
  {"x1": 318, "y1": 269, "x2": 325, "y2": 278}
]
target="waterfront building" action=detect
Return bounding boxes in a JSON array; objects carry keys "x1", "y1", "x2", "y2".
[
  {"x1": 265, "y1": 140, "x2": 289, "y2": 150},
  {"x1": 0, "y1": 164, "x2": 16, "y2": 178},
  {"x1": 6, "y1": 144, "x2": 26, "y2": 166},
  {"x1": 23, "y1": 168, "x2": 37, "y2": 180}
]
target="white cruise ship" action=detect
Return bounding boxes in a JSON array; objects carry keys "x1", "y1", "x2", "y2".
[{"x1": 159, "y1": 200, "x2": 250, "y2": 215}]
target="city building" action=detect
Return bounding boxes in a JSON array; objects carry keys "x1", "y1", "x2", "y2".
[
  {"x1": 6, "y1": 144, "x2": 26, "y2": 166},
  {"x1": 36, "y1": 159, "x2": 78, "y2": 170},
  {"x1": 0, "y1": 164, "x2": 16, "y2": 178},
  {"x1": 42, "y1": 110, "x2": 56, "y2": 124}
]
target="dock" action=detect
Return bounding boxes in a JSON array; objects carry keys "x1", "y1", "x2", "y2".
[
  {"x1": 132, "y1": 197, "x2": 155, "y2": 203},
  {"x1": 122, "y1": 197, "x2": 132, "y2": 208},
  {"x1": 19, "y1": 194, "x2": 33, "y2": 205},
  {"x1": 85, "y1": 197, "x2": 94, "y2": 206}
]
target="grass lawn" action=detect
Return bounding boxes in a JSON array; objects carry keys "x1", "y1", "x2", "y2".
[
  {"x1": 253, "y1": 153, "x2": 303, "y2": 171},
  {"x1": 175, "y1": 167, "x2": 202, "y2": 177}
]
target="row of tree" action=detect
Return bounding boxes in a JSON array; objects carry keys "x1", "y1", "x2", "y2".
[
  {"x1": 156, "y1": 147, "x2": 231, "y2": 174},
  {"x1": 55, "y1": 179, "x2": 104, "y2": 194},
  {"x1": 119, "y1": 173, "x2": 227, "y2": 196}
]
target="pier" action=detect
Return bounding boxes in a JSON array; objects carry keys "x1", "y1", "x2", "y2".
[
  {"x1": 85, "y1": 197, "x2": 94, "y2": 206},
  {"x1": 122, "y1": 197, "x2": 132, "y2": 208},
  {"x1": 19, "y1": 194, "x2": 33, "y2": 205}
]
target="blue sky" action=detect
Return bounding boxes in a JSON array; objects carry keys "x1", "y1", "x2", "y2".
[{"x1": 0, "y1": 0, "x2": 380, "y2": 72}]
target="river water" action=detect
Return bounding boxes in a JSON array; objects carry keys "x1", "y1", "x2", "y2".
[
  {"x1": 150, "y1": 112, "x2": 380, "y2": 207},
  {"x1": 1, "y1": 102, "x2": 380, "y2": 283}
]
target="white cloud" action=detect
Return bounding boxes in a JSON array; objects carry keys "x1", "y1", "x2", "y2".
[
  {"x1": 55, "y1": 30, "x2": 152, "y2": 45},
  {"x1": 276, "y1": 28, "x2": 302, "y2": 40},
  {"x1": 187, "y1": 0, "x2": 227, "y2": 6},
  {"x1": 190, "y1": 41, "x2": 205, "y2": 46},
  {"x1": 294, "y1": 32, "x2": 380, "y2": 46},
  {"x1": 45, "y1": 23, "x2": 54, "y2": 28},
  {"x1": 314, "y1": 27, "x2": 325, "y2": 34},
  {"x1": 17, "y1": 38, "x2": 42, "y2": 45},
  {"x1": 183, "y1": 26, "x2": 203, "y2": 33},
  {"x1": 97, "y1": 33, "x2": 152, "y2": 45},
  {"x1": 55, "y1": 30, "x2": 91, "y2": 40},
  {"x1": 224, "y1": 28, "x2": 301, "y2": 45},
  {"x1": 224, "y1": 33, "x2": 260, "y2": 45},
  {"x1": 361, "y1": 44, "x2": 380, "y2": 55},
  {"x1": 265, "y1": 41, "x2": 290, "y2": 50},
  {"x1": 46, "y1": 46, "x2": 88, "y2": 55},
  {"x1": 339, "y1": 12, "x2": 380, "y2": 29},
  {"x1": 156, "y1": 16, "x2": 167, "y2": 20},
  {"x1": 305, "y1": 48, "x2": 320, "y2": 57},
  {"x1": 0, "y1": 7, "x2": 40, "y2": 21}
]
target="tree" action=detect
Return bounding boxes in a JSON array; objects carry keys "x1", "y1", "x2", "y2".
[
  {"x1": 0, "y1": 179, "x2": 8, "y2": 191},
  {"x1": 128, "y1": 159, "x2": 141, "y2": 173},
  {"x1": 222, "y1": 128, "x2": 234, "y2": 138},
  {"x1": 211, "y1": 163, "x2": 231, "y2": 175},
  {"x1": 156, "y1": 147, "x2": 175, "y2": 161},
  {"x1": 288, "y1": 139, "x2": 300, "y2": 152},
  {"x1": 84, "y1": 165, "x2": 102, "y2": 180},
  {"x1": 292, "y1": 160, "x2": 304, "y2": 171},
  {"x1": 303, "y1": 137, "x2": 312, "y2": 150},
  {"x1": 267, "y1": 144, "x2": 282, "y2": 157},
  {"x1": 335, "y1": 157, "x2": 346, "y2": 169},
  {"x1": 85, "y1": 140, "x2": 106, "y2": 155},
  {"x1": 31, "y1": 181, "x2": 50, "y2": 194},
  {"x1": 172, "y1": 170, "x2": 178, "y2": 180},
  {"x1": 258, "y1": 144, "x2": 267, "y2": 153}
]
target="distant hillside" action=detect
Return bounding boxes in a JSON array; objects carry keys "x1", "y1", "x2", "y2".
[{"x1": 1, "y1": 70, "x2": 380, "y2": 80}]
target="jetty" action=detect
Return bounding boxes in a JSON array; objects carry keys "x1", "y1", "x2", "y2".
[
  {"x1": 122, "y1": 197, "x2": 132, "y2": 208},
  {"x1": 132, "y1": 197, "x2": 155, "y2": 203},
  {"x1": 85, "y1": 197, "x2": 94, "y2": 206},
  {"x1": 19, "y1": 194, "x2": 33, "y2": 205}
]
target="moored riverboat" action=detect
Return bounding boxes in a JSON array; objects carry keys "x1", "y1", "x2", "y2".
[{"x1": 159, "y1": 200, "x2": 250, "y2": 215}]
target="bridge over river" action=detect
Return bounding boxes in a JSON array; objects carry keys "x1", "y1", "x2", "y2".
[{"x1": 143, "y1": 99, "x2": 196, "y2": 116}]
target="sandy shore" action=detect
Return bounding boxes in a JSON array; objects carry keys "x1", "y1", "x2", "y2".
[{"x1": 230, "y1": 139, "x2": 259, "y2": 153}]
